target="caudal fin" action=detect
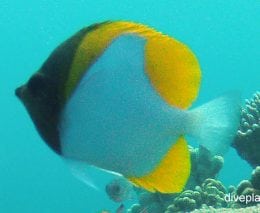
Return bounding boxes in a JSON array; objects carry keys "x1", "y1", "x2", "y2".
[{"x1": 189, "y1": 93, "x2": 241, "y2": 155}]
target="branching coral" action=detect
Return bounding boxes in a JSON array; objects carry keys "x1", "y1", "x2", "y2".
[
  {"x1": 201, "y1": 179, "x2": 227, "y2": 208},
  {"x1": 235, "y1": 166, "x2": 260, "y2": 206},
  {"x1": 187, "y1": 146, "x2": 224, "y2": 189},
  {"x1": 128, "y1": 178, "x2": 228, "y2": 213},
  {"x1": 251, "y1": 166, "x2": 260, "y2": 190},
  {"x1": 165, "y1": 189, "x2": 201, "y2": 212},
  {"x1": 232, "y1": 91, "x2": 260, "y2": 167},
  {"x1": 127, "y1": 167, "x2": 260, "y2": 212},
  {"x1": 165, "y1": 179, "x2": 227, "y2": 213}
]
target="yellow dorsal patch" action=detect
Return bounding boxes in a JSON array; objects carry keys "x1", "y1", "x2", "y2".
[
  {"x1": 65, "y1": 21, "x2": 201, "y2": 108},
  {"x1": 128, "y1": 136, "x2": 190, "y2": 193}
]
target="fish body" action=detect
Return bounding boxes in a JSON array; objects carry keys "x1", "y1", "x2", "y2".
[{"x1": 15, "y1": 21, "x2": 241, "y2": 193}]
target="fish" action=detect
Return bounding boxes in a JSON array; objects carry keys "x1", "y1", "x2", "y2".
[
  {"x1": 115, "y1": 204, "x2": 125, "y2": 213},
  {"x1": 105, "y1": 177, "x2": 135, "y2": 202},
  {"x1": 15, "y1": 21, "x2": 241, "y2": 193},
  {"x1": 97, "y1": 204, "x2": 124, "y2": 213}
]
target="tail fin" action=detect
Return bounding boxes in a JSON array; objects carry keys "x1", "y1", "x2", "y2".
[{"x1": 189, "y1": 93, "x2": 241, "y2": 155}]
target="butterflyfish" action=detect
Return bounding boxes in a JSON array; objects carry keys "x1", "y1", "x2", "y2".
[
  {"x1": 105, "y1": 177, "x2": 134, "y2": 202},
  {"x1": 15, "y1": 21, "x2": 241, "y2": 193}
]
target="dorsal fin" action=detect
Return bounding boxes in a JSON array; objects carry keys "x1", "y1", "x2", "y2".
[
  {"x1": 64, "y1": 21, "x2": 201, "y2": 109},
  {"x1": 145, "y1": 35, "x2": 201, "y2": 109}
]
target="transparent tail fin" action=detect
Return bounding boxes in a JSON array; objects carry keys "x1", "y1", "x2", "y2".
[{"x1": 189, "y1": 93, "x2": 241, "y2": 155}]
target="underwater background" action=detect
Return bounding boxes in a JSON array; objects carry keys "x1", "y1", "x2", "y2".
[{"x1": 0, "y1": 0, "x2": 259, "y2": 212}]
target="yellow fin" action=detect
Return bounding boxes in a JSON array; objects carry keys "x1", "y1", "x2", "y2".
[
  {"x1": 128, "y1": 136, "x2": 190, "y2": 193},
  {"x1": 145, "y1": 35, "x2": 201, "y2": 109}
]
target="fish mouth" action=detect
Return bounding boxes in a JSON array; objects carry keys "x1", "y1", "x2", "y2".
[{"x1": 15, "y1": 85, "x2": 25, "y2": 99}]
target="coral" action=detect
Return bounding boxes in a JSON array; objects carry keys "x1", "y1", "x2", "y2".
[
  {"x1": 236, "y1": 180, "x2": 253, "y2": 196},
  {"x1": 251, "y1": 166, "x2": 260, "y2": 190},
  {"x1": 127, "y1": 191, "x2": 166, "y2": 213},
  {"x1": 127, "y1": 167, "x2": 260, "y2": 213},
  {"x1": 191, "y1": 204, "x2": 260, "y2": 213},
  {"x1": 165, "y1": 178, "x2": 227, "y2": 212},
  {"x1": 165, "y1": 189, "x2": 201, "y2": 212},
  {"x1": 201, "y1": 179, "x2": 227, "y2": 208},
  {"x1": 186, "y1": 146, "x2": 224, "y2": 189},
  {"x1": 108, "y1": 159, "x2": 260, "y2": 213},
  {"x1": 235, "y1": 167, "x2": 260, "y2": 206},
  {"x1": 163, "y1": 171, "x2": 260, "y2": 213},
  {"x1": 232, "y1": 91, "x2": 260, "y2": 167},
  {"x1": 127, "y1": 145, "x2": 225, "y2": 213}
]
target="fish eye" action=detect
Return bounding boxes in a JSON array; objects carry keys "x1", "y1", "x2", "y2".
[{"x1": 27, "y1": 73, "x2": 46, "y2": 96}]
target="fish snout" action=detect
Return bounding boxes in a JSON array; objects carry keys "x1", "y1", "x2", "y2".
[{"x1": 15, "y1": 85, "x2": 25, "y2": 99}]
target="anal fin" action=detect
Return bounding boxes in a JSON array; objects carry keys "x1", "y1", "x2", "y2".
[{"x1": 128, "y1": 136, "x2": 190, "y2": 193}]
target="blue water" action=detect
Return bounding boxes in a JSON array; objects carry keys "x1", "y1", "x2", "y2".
[{"x1": 0, "y1": 1, "x2": 259, "y2": 212}]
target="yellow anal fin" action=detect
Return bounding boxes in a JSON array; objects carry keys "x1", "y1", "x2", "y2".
[{"x1": 128, "y1": 136, "x2": 190, "y2": 193}]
